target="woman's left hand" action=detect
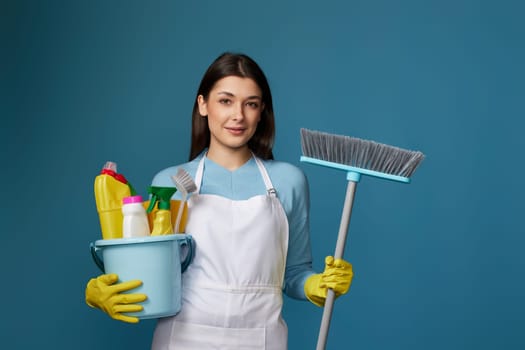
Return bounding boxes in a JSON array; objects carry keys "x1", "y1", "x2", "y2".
[
  {"x1": 304, "y1": 256, "x2": 353, "y2": 307},
  {"x1": 321, "y1": 256, "x2": 353, "y2": 295}
]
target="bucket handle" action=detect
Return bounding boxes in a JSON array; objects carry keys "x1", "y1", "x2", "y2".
[
  {"x1": 89, "y1": 235, "x2": 194, "y2": 274},
  {"x1": 90, "y1": 242, "x2": 105, "y2": 272},
  {"x1": 179, "y1": 235, "x2": 195, "y2": 273}
]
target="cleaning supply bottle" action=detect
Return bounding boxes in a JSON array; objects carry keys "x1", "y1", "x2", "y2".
[
  {"x1": 147, "y1": 186, "x2": 177, "y2": 236},
  {"x1": 122, "y1": 195, "x2": 150, "y2": 238},
  {"x1": 94, "y1": 161, "x2": 136, "y2": 239}
]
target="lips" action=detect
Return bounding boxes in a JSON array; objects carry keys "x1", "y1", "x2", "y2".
[{"x1": 225, "y1": 126, "x2": 247, "y2": 135}]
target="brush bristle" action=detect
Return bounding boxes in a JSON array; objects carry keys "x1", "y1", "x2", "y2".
[
  {"x1": 300, "y1": 128, "x2": 425, "y2": 178},
  {"x1": 171, "y1": 168, "x2": 197, "y2": 193}
]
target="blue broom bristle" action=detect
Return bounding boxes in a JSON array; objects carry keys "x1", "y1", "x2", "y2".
[{"x1": 300, "y1": 128, "x2": 425, "y2": 178}]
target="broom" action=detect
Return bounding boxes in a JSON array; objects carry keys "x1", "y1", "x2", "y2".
[{"x1": 300, "y1": 128, "x2": 425, "y2": 350}]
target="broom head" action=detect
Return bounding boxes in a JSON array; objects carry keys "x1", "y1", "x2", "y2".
[{"x1": 300, "y1": 128, "x2": 425, "y2": 183}]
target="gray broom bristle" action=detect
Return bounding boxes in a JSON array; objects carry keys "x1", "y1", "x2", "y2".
[{"x1": 300, "y1": 128, "x2": 425, "y2": 178}]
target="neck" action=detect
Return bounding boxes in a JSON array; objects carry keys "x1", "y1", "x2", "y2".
[{"x1": 206, "y1": 146, "x2": 252, "y2": 171}]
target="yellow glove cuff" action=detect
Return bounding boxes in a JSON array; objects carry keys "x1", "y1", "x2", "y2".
[{"x1": 304, "y1": 273, "x2": 326, "y2": 307}]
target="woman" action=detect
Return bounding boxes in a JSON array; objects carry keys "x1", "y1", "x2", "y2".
[{"x1": 86, "y1": 52, "x2": 353, "y2": 349}]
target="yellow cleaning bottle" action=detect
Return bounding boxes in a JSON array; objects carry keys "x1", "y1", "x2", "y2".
[
  {"x1": 94, "y1": 161, "x2": 135, "y2": 239},
  {"x1": 147, "y1": 186, "x2": 177, "y2": 236}
]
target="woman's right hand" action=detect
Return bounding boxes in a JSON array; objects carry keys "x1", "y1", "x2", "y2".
[{"x1": 85, "y1": 273, "x2": 147, "y2": 323}]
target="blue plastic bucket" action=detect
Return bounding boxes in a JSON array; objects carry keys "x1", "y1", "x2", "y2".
[{"x1": 90, "y1": 234, "x2": 194, "y2": 319}]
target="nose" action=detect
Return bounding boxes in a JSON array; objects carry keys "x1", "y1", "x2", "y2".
[{"x1": 231, "y1": 102, "x2": 244, "y2": 121}]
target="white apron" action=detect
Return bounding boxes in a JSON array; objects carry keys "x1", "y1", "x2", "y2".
[{"x1": 151, "y1": 156, "x2": 290, "y2": 350}]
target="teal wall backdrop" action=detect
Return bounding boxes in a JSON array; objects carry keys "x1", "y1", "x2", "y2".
[{"x1": 3, "y1": 0, "x2": 524, "y2": 348}]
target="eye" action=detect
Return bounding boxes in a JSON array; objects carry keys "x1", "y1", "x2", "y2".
[
  {"x1": 246, "y1": 101, "x2": 260, "y2": 108},
  {"x1": 219, "y1": 98, "x2": 232, "y2": 105}
]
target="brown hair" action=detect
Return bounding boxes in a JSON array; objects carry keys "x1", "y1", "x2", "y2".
[{"x1": 189, "y1": 52, "x2": 275, "y2": 160}]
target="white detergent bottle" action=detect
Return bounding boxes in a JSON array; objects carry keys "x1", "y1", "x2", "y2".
[{"x1": 122, "y1": 195, "x2": 150, "y2": 238}]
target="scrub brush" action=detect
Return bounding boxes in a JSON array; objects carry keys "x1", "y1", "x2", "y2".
[
  {"x1": 300, "y1": 128, "x2": 425, "y2": 350},
  {"x1": 171, "y1": 168, "x2": 197, "y2": 233}
]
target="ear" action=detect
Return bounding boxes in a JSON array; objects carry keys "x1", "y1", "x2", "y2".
[{"x1": 197, "y1": 95, "x2": 208, "y2": 116}]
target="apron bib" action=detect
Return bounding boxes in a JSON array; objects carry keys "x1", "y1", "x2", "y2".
[{"x1": 152, "y1": 156, "x2": 289, "y2": 350}]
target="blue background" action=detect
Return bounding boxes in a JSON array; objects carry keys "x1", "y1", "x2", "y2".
[{"x1": 3, "y1": 0, "x2": 524, "y2": 348}]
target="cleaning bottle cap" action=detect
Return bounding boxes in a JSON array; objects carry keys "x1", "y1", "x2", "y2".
[
  {"x1": 123, "y1": 195, "x2": 144, "y2": 204},
  {"x1": 157, "y1": 200, "x2": 170, "y2": 210},
  {"x1": 98, "y1": 161, "x2": 136, "y2": 195},
  {"x1": 146, "y1": 186, "x2": 177, "y2": 213},
  {"x1": 103, "y1": 161, "x2": 117, "y2": 172}
]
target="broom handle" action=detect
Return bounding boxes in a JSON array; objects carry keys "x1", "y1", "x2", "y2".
[{"x1": 316, "y1": 178, "x2": 358, "y2": 350}]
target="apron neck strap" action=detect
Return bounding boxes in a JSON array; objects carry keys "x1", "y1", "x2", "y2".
[{"x1": 253, "y1": 156, "x2": 277, "y2": 197}]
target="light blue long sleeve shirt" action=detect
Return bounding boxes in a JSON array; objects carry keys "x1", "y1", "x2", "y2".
[{"x1": 151, "y1": 153, "x2": 315, "y2": 300}]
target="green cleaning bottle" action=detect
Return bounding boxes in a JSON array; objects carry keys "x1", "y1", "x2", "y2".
[{"x1": 147, "y1": 186, "x2": 177, "y2": 235}]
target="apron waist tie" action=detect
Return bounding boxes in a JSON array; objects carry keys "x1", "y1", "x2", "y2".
[{"x1": 184, "y1": 282, "x2": 282, "y2": 294}]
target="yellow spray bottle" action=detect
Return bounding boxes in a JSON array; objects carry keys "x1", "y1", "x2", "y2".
[{"x1": 147, "y1": 186, "x2": 177, "y2": 236}]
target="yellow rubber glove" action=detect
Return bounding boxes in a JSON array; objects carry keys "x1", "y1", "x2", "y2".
[
  {"x1": 304, "y1": 256, "x2": 353, "y2": 307},
  {"x1": 85, "y1": 273, "x2": 147, "y2": 323}
]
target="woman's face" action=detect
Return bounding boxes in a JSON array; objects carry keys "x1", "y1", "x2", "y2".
[{"x1": 198, "y1": 76, "x2": 264, "y2": 154}]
